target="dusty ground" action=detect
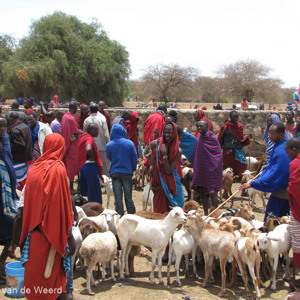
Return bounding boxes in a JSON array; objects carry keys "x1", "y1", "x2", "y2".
[{"x1": 0, "y1": 184, "x2": 293, "y2": 299}]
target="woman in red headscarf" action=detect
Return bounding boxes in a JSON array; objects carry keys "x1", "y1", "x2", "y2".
[
  {"x1": 194, "y1": 109, "x2": 213, "y2": 138},
  {"x1": 149, "y1": 122, "x2": 184, "y2": 213},
  {"x1": 20, "y1": 133, "x2": 75, "y2": 300},
  {"x1": 126, "y1": 112, "x2": 140, "y2": 157}
]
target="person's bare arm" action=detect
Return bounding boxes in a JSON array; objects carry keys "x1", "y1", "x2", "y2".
[{"x1": 160, "y1": 145, "x2": 182, "y2": 175}]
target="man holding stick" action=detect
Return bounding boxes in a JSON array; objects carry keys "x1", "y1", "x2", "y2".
[{"x1": 240, "y1": 122, "x2": 290, "y2": 221}]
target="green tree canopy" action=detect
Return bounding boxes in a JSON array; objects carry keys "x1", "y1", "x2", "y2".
[{"x1": 1, "y1": 11, "x2": 131, "y2": 105}]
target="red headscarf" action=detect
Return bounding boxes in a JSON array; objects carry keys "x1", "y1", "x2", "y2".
[
  {"x1": 20, "y1": 133, "x2": 74, "y2": 256},
  {"x1": 196, "y1": 109, "x2": 213, "y2": 131}
]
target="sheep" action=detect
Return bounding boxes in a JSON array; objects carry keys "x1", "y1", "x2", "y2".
[
  {"x1": 80, "y1": 209, "x2": 118, "y2": 234},
  {"x1": 101, "y1": 175, "x2": 114, "y2": 208},
  {"x1": 79, "y1": 231, "x2": 117, "y2": 295},
  {"x1": 117, "y1": 206, "x2": 187, "y2": 284},
  {"x1": 167, "y1": 227, "x2": 198, "y2": 286},
  {"x1": 180, "y1": 167, "x2": 193, "y2": 201},
  {"x1": 76, "y1": 206, "x2": 87, "y2": 220},
  {"x1": 233, "y1": 237, "x2": 262, "y2": 298},
  {"x1": 79, "y1": 218, "x2": 103, "y2": 240},
  {"x1": 187, "y1": 210, "x2": 236, "y2": 297},
  {"x1": 81, "y1": 202, "x2": 104, "y2": 216},
  {"x1": 142, "y1": 182, "x2": 154, "y2": 211},
  {"x1": 241, "y1": 170, "x2": 266, "y2": 209},
  {"x1": 256, "y1": 223, "x2": 291, "y2": 291},
  {"x1": 182, "y1": 200, "x2": 200, "y2": 213}
]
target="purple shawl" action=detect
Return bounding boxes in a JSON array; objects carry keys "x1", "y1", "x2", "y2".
[{"x1": 191, "y1": 130, "x2": 223, "y2": 190}]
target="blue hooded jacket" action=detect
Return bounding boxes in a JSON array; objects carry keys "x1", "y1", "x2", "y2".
[{"x1": 106, "y1": 124, "x2": 137, "y2": 175}]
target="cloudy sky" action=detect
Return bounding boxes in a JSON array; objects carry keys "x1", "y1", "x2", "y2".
[{"x1": 1, "y1": 0, "x2": 299, "y2": 87}]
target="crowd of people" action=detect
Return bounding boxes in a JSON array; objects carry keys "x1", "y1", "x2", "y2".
[{"x1": 0, "y1": 98, "x2": 299, "y2": 299}]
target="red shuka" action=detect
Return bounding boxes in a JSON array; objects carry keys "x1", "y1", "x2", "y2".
[
  {"x1": 20, "y1": 133, "x2": 74, "y2": 300},
  {"x1": 78, "y1": 132, "x2": 104, "y2": 182},
  {"x1": 152, "y1": 122, "x2": 179, "y2": 213},
  {"x1": 143, "y1": 111, "x2": 165, "y2": 144}
]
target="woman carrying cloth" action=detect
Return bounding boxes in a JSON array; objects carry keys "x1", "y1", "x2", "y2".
[
  {"x1": 20, "y1": 133, "x2": 75, "y2": 300},
  {"x1": 149, "y1": 122, "x2": 184, "y2": 213}
]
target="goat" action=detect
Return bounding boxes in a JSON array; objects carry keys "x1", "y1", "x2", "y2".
[
  {"x1": 180, "y1": 167, "x2": 193, "y2": 201},
  {"x1": 167, "y1": 227, "x2": 198, "y2": 286},
  {"x1": 79, "y1": 231, "x2": 117, "y2": 295},
  {"x1": 256, "y1": 224, "x2": 291, "y2": 291},
  {"x1": 117, "y1": 207, "x2": 187, "y2": 284},
  {"x1": 233, "y1": 237, "x2": 262, "y2": 298},
  {"x1": 241, "y1": 170, "x2": 266, "y2": 209},
  {"x1": 101, "y1": 175, "x2": 114, "y2": 208},
  {"x1": 219, "y1": 168, "x2": 239, "y2": 207},
  {"x1": 142, "y1": 182, "x2": 154, "y2": 211},
  {"x1": 187, "y1": 210, "x2": 236, "y2": 296}
]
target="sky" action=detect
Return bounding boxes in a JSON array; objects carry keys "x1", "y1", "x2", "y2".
[{"x1": 0, "y1": 0, "x2": 299, "y2": 88}]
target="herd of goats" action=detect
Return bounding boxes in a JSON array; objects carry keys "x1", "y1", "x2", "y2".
[{"x1": 72, "y1": 155, "x2": 296, "y2": 299}]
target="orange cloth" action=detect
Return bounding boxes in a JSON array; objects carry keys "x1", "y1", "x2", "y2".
[{"x1": 20, "y1": 133, "x2": 74, "y2": 300}]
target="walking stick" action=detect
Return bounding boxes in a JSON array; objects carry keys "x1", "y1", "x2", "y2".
[
  {"x1": 144, "y1": 179, "x2": 152, "y2": 211},
  {"x1": 248, "y1": 138, "x2": 252, "y2": 170},
  {"x1": 204, "y1": 171, "x2": 262, "y2": 220}
]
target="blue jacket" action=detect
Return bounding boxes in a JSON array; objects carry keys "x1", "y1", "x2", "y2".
[
  {"x1": 106, "y1": 124, "x2": 137, "y2": 175},
  {"x1": 251, "y1": 139, "x2": 290, "y2": 193}
]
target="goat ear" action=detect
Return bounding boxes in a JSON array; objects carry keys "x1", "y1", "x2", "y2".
[
  {"x1": 169, "y1": 205, "x2": 173, "y2": 210},
  {"x1": 252, "y1": 232, "x2": 259, "y2": 236}
]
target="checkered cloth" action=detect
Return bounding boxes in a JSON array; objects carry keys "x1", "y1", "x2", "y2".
[{"x1": 21, "y1": 230, "x2": 72, "y2": 276}]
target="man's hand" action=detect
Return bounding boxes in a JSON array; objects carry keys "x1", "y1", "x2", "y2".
[
  {"x1": 8, "y1": 244, "x2": 17, "y2": 259},
  {"x1": 239, "y1": 182, "x2": 251, "y2": 190}
]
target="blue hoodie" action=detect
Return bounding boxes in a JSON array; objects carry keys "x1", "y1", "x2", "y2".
[{"x1": 106, "y1": 124, "x2": 137, "y2": 175}]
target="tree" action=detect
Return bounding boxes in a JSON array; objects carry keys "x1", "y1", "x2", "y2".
[
  {"x1": 1, "y1": 12, "x2": 131, "y2": 105},
  {"x1": 141, "y1": 64, "x2": 199, "y2": 103},
  {"x1": 218, "y1": 60, "x2": 283, "y2": 103},
  {"x1": 0, "y1": 34, "x2": 15, "y2": 98}
]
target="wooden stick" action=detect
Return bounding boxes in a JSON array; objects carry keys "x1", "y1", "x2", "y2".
[
  {"x1": 44, "y1": 245, "x2": 56, "y2": 279},
  {"x1": 143, "y1": 179, "x2": 152, "y2": 211},
  {"x1": 204, "y1": 171, "x2": 262, "y2": 220},
  {"x1": 248, "y1": 139, "x2": 252, "y2": 170}
]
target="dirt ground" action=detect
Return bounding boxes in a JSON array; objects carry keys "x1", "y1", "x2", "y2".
[{"x1": 0, "y1": 184, "x2": 293, "y2": 300}]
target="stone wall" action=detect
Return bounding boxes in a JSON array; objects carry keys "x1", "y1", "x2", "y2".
[
  {"x1": 2, "y1": 105, "x2": 290, "y2": 157},
  {"x1": 107, "y1": 109, "x2": 291, "y2": 157}
]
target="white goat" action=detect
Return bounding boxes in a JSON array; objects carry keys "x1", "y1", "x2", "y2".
[
  {"x1": 242, "y1": 170, "x2": 266, "y2": 209},
  {"x1": 167, "y1": 227, "x2": 198, "y2": 286},
  {"x1": 142, "y1": 183, "x2": 154, "y2": 211},
  {"x1": 116, "y1": 206, "x2": 187, "y2": 284},
  {"x1": 256, "y1": 224, "x2": 291, "y2": 291},
  {"x1": 101, "y1": 175, "x2": 114, "y2": 208},
  {"x1": 79, "y1": 231, "x2": 117, "y2": 295},
  {"x1": 233, "y1": 237, "x2": 262, "y2": 298}
]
